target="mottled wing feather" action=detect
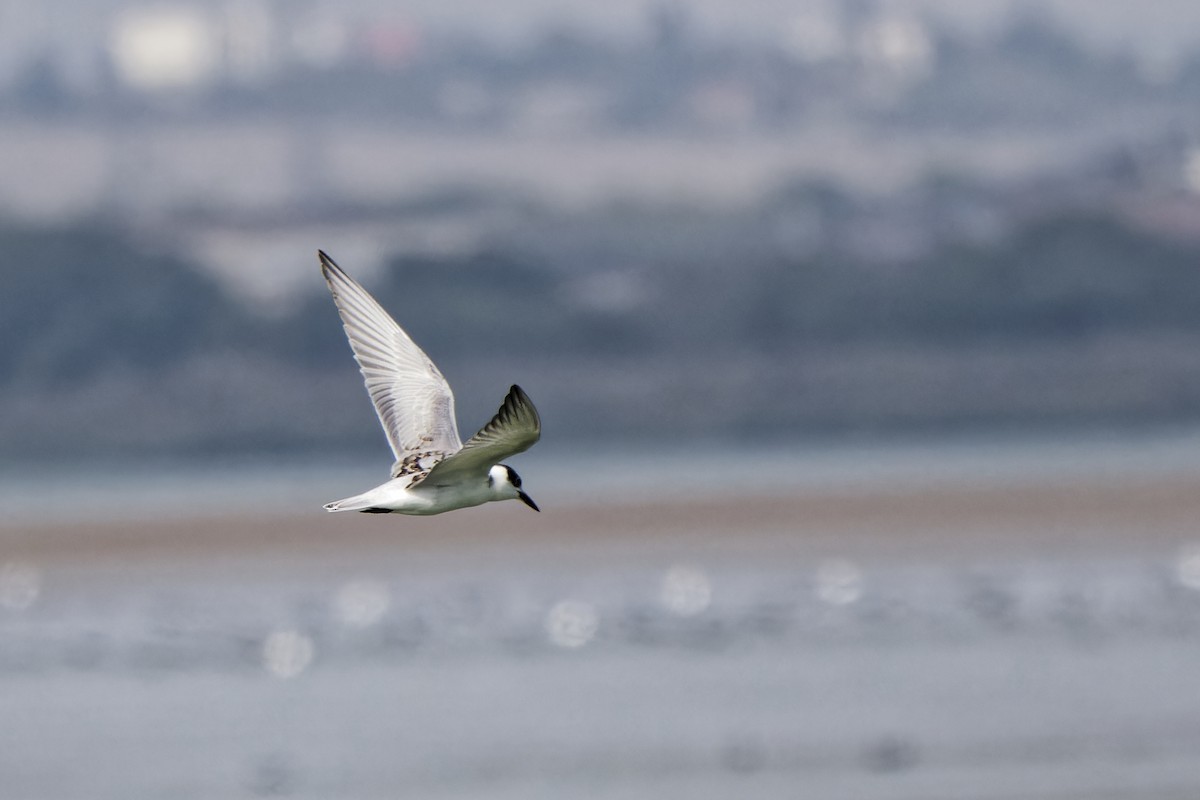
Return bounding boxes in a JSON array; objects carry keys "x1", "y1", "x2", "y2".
[
  {"x1": 319, "y1": 251, "x2": 463, "y2": 474},
  {"x1": 393, "y1": 450, "x2": 450, "y2": 488},
  {"x1": 413, "y1": 385, "x2": 541, "y2": 487}
]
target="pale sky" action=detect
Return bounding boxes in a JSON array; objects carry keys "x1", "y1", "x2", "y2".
[
  {"x1": 359, "y1": 0, "x2": 1200, "y2": 60},
  {"x1": 4, "y1": 0, "x2": 1199, "y2": 89}
]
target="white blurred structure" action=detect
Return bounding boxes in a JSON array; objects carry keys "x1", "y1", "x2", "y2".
[{"x1": 110, "y1": 6, "x2": 221, "y2": 90}]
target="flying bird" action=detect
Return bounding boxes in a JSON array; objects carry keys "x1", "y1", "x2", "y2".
[{"x1": 318, "y1": 250, "x2": 541, "y2": 515}]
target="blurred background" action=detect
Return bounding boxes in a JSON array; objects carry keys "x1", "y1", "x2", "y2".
[{"x1": 3, "y1": 1, "x2": 1200, "y2": 797}]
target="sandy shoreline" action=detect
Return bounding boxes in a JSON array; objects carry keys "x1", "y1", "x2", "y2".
[{"x1": 3, "y1": 472, "x2": 1197, "y2": 569}]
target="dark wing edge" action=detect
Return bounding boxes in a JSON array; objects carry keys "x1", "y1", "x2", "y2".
[
  {"x1": 461, "y1": 384, "x2": 541, "y2": 455},
  {"x1": 411, "y1": 385, "x2": 541, "y2": 487},
  {"x1": 319, "y1": 250, "x2": 355, "y2": 294}
]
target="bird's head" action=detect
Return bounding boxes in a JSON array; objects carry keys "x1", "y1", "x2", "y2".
[{"x1": 489, "y1": 464, "x2": 539, "y2": 511}]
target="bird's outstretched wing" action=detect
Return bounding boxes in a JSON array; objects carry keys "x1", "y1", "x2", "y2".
[
  {"x1": 413, "y1": 385, "x2": 541, "y2": 487},
  {"x1": 319, "y1": 251, "x2": 463, "y2": 474}
]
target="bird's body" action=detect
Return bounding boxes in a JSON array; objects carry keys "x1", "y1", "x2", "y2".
[
  {"x1": 318, "y1": 251, "x2": 541, "y2": 515},
  {"x1": 323, "y1": 464, "x2": 517, "y2": 515}
]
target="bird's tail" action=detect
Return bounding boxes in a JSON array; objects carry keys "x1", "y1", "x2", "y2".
[{"x1": 322, "y1": 492, "x2": 382, "y2": 513}]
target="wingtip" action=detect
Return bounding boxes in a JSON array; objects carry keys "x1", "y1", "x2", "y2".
[
  {"x1": 317, "y1": 249, "x2": 341, "y2": 278},
  {"x1": 509, "y1": 384, "x2": 534, "y2": 405},
  {"x1": 503, "y1": 385, "x2": 528, "y2": 412},
  {"x1": 504, "y1": 384, "x2": 540, "y2": 434}
]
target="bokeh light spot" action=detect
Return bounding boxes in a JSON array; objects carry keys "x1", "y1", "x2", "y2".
[
  {"x1": 262, "y1": 630, "x2": 314, "y2": 678},
  {"x1": 1176, "y1": 543, "x2": 1200, "y2": 590},
  {"x1": 545, "y1": 600, "x2": 599, "y2": 648},
  {"x1": 334, "y1": 578, "x2": 391, "y2": 628},
  {"x1": 815, "y1": 558, "x2": 863, "y2": 605},
  {"x1": 660, "y1": 564, "x2": 712, "y2": 617},
  {"x1": 0, "y1": 561, "x2": 41, "y2": 611}
]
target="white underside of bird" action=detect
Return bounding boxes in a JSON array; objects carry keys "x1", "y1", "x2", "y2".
[{"x1": 318, "y1": 250, "x2": 542, "y2": 516}]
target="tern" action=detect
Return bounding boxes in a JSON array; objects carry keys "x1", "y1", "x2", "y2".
[{"x1": 318, "y1": 251, "x2": 541, "y2": 515}]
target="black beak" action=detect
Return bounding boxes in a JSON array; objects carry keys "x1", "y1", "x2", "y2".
[{"x1": 518, "y1": 491, "x2": 540, "y2": 512}]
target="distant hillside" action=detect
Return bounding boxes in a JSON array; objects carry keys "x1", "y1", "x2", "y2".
[{"x1": 4, "y1": 202, "x2": 1200, "y2": 463}]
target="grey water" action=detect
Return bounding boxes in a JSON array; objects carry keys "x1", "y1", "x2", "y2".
[
  {"x1": 3, "y1": 430, "x2": 1200, "y2": 798},
  {"x1": 3, "y1": 549, "x2": 1200, "y2": 798}
]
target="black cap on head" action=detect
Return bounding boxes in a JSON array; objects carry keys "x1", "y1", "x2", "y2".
[{"x1": 503, "y1": 465, "x2": 522, "y2": 488}]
